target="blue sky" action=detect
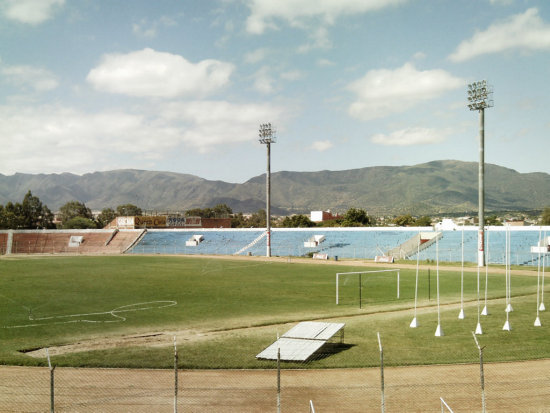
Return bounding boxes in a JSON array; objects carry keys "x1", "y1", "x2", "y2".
[{"x1": 0, "y1": 0, "x2": 549, "y2": 183}]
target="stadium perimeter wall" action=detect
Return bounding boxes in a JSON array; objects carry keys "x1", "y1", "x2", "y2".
[{"x1": 1, "y1": 226, "x2": 549, "y2": 267}]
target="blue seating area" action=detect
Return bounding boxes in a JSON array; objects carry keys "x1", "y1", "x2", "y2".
[{"x1": 127, "y1": 227, "x2": 549, "y2": 266}]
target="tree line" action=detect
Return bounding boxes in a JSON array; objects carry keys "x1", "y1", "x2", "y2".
[
  {"x1": 0, "y1": 191, "x2": 142, "y2": 229},
  {"x1": 1, "y1": 194, "x2": 549, "y2": 230}
]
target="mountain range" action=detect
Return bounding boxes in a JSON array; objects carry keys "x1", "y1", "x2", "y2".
[{"x1": 0, "y1": 160, "x2": 548, "y2": 216}]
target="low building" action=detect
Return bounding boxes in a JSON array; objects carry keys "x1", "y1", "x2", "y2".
[
  {"x1": 310, "y1": 210, "x2": 340, "y2": 223},
  {"x1": 105, "y1": 216, "x2": 231, "y2": 229}
]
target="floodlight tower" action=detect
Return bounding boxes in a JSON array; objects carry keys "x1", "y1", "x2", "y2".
[
  {"x1": 468, "y1": 80, "x2": 493, "y2": 267},
  {"x1": 259, "y1": 123, "x2": 276, "y2": 257}
]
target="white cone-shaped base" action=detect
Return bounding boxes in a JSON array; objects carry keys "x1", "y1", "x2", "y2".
[
  {"x1": 434, "y1": 324, "x2": 444, "y2": 337},
  {"x1": 505, "y1": 303, "x2": 514, "y2": 312},
  {"x1": 534, "y1": 316, "x2": 542, "y2": 327},
  {"x1": 458, "y1": 308, "x2": 465, "y2": 319},
  {"x1": 502, "y1": 320, "x2": 512, "y2": 331},
  {"x1": 409, "y1": 317, "x2": 418, "y2": 328},
  {"x1": 475, "y1": 322, "x2": 483, "y2": 335},
  {"x1": 539, "y1": 302, "x2": 546, "y2": 311},
  {"x1": 481, "y1": 305, "x2": 489, "y2": 316}
]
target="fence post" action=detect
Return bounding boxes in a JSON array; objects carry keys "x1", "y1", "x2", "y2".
[
  {"x1": 377, "y1": 332, "x2": 385, "y2": 413},
  {"x1": 472, "y1": 332, "x2": 486, "y2": 413},
  {"x1": 174, "y1": 336, "x2": 178, "y2": 413},
  {"x1": 277, "y1": 343, "x2": 281, "y2": 413},
  {"x1": 46, "y1": 348, "x2": 55, "y2": 413}
]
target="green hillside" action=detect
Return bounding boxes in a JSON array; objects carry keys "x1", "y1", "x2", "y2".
[{"x1": 0, "y1": 160, "x2": 548, "y2": 215}]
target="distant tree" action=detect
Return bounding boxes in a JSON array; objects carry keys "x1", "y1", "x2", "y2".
[
  {"x1": 97, "y1": 208, "x2": 117, "y2": 228},
  {"x1": 414, "y1": 216, "x2": 432, "y2": 227},
  {"x1": 0, "y1": 202, "x2": 23, "y2": 229},
  {"x1": 280, "y1": 214, "x2": 316, "y2": 228},
  {"x1": 21, "y1": 190, "x2": 54, "y2": 229},
  {"x1": 0, "y1": 192, "x2": 53, "y2": 229},
  {"x1": 186, "y1": 204, "x2": 232, "y2": 219},
  {"x1": 63, "y1": 216, "x2": 97, "y2": 229},
  {"x1": 212, "y1": 204, "x2": 233, "y2": 217},
  {"x1": 485, "y1": 215, "x2": 503, "y2": 226},
  {"x1": 116, "y1": 204, "x2": 142, "y2": 216},
  {"x1": 58, "y1": 201, "x2": 93, "y2": 227},
  {"x1": 231, "y1": 212, "x2": 248, "y2": 228},
  {"x1": 542, "y1": 207, "x2": 550, "y2": 225},
  {"x1": 185, "y1": 207, "x2": 209, "y2": 218},
  {"x1": 393, "y1": 214, "x2": 415, "y2": 227},
  {"x1": 341, "y1": 208, "x2": 371, "y2": 227},
  {"x1": 247, "y1": 209, "x2": 266, "y2": 228},
  {"x1": 317, "y1": 219, "x2": 342, "y2": 227}
]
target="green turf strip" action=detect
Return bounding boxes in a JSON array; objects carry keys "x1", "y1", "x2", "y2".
[{"x1": 0, "y1": 255, "x2": 547, "y2": 368}]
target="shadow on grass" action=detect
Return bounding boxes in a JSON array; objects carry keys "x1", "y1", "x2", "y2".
[{"x1": 308, "y1": 343, "x2": 356, "y2": 361}]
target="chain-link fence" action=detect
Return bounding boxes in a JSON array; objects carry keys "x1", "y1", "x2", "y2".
[{"x1": 2, "y1": 347, "x2": 550, "y2": 412}]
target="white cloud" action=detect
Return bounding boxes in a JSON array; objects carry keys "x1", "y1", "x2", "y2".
[
  {"x1": 489, "y1": 0, "x2": 513, "y2": 5},
  {"x1": 312, "y1": 140, "x2": 334, "y2": 151},
  {"x1": 157, "y1": 100, "x2": 285, "y2": 152},
  {"x1": 252, "y1": 66, "x2": 276, "y2": 94},
  {"x1": 0, "y1": 104, "x2": 179, "y2": 174},
  {"x1": 0, "y1": 100, "x2": 285, "y2": 173},
  {"x1": 86, "y1": 48, "x2": 234, "y2": 98},
  {"x1": 370, "y1": 127, "x2": 448, "y2": 146},
  {"x1": 280, "y1": 70, "x2": 304, "y2": 81},
  {"x1": 297, "y1": 26, "x2": 332, "y2": 52},
  {"x1": 317, "y1": 58, "x2": 336, "y2": 67},
  {"x1": 132, "y1": 16, "x2": 178, "y2": 38},
  {"x1": 347, "y1": 63, "x2": 465, "y2": 120},
  {"x1": 1, "y1": 0, "x2": 64, "y2": 25},
  {"x1": 0, "y1": 63, "x2": 58, "y2": 91},
  {"x1": 244, "y1": 48, "x2": 269, "y2": 64},
  {"x1": 449, "y1": 8, "x2": 550, "y2": 62},
  {"x1": 246, "y1": 0, "x2": 407, "y2": 34}
]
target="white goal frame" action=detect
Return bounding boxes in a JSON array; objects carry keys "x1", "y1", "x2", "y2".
[{"x1": 336, "y1": 269, "x2": 400, "y2": 308}]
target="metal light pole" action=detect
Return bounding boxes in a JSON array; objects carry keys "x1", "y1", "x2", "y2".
[
  {"x1": 259, "y1": 123, "x2": 276, "y2": 257},
  {"x1": 468, "y1": 80, "x2": 493, "y2": 267}
]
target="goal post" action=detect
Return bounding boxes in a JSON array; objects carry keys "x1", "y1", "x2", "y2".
[{"x1": 336, "y1": 269, "x2": 400, "y2": 308}]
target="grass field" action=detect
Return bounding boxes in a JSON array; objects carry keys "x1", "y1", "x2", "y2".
[{"x1": 0, "y1": 255, "x2": 548, "y2": 369}]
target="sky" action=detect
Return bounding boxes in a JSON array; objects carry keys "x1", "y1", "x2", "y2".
[{"x1": 0, "y1": 0, "x2": 549, "y2": 183}]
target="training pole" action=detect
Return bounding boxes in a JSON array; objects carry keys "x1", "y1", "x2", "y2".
[
  {"x1": 481, "y1": 229, "x2": 490, "y2": 316},
  {"x1": 435, "y1": 236, "x2": 444, "y2": 337},
  {"x1": 506, "y1": 226, "x2": 513, "y2": 313},
  {"x1": 503, "y1": 227, "x2": 511, "y2": 331},
  {"x1": 410, "y1": 235, "x2": 421, "y2": 328},
  {"x1": 459, "y1": 226, "x2": 465, "y2": 319},
  {"x1": 535, "y1": 229, "x2": 542, "y2": 327},
  {"x1": 541, "y1": 231, "x2": 546, "y2": 311},
  {"x1": 174, "y1": 336, "x2": 178, "y2": 413},
  {"x1": 475, "y1": 266, "x2": 483, "y2": 335}
]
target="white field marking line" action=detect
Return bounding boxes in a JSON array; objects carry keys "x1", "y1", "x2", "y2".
[
  {"x1": 0, "y1": 293, "x2": 49, "y2": 320},
  {"x1": 2, "y1": 300, "x2": 177, "y2": 329}
]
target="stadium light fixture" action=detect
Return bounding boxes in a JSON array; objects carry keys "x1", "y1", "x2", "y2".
[
  {"x1": 468, "y1": 80, "x2": 493, "y2": 267},
  {"x1": 259, "y1": 123, "x2": 276, "y2": 257}
]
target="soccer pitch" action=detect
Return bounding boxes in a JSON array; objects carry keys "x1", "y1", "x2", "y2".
[{"x1": 0, "y1": 255, "x2": 548, "y2": 369}]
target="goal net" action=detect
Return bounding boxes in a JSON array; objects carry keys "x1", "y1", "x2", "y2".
[{"x1": 336, "y1": 269, "x2": 400, "y2": 308}]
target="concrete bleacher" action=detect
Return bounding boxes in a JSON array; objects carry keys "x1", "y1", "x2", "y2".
[
  {"x1": 2, "y1": 227, "x2": 548, "y2": 266},
  {"x1": 0, "y1": 233, "x2": 8, "y2": 254},
  {"x1": 126, "y1": 227, "x2": 548, "y2": 266},
  {"x1": 4, "y1": 230, "x2": 143, "y2": 255}
]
